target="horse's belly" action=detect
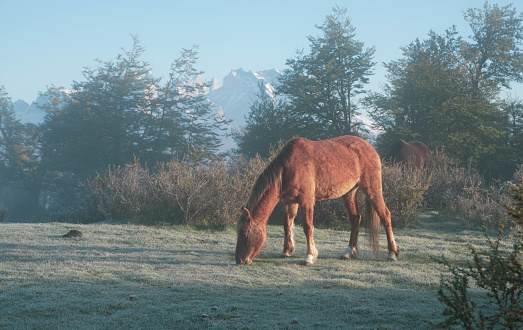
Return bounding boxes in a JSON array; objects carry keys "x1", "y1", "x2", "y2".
[{"x1": 315, "y1": 178, "x2": 357, "y2": 201}]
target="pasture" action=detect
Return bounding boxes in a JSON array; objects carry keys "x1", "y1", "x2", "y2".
[{"x1": 0, "y1": 212, "x2": 488, "y2": 329}]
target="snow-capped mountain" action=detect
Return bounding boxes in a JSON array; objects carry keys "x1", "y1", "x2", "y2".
[
  {"x1": 206, "y1": 68, "x2": 282, "y2": 129},
  {"x1": 205, "y1": 68, "x2": 382, "y2": 144},
  {"x1": 11, "y1": 95, "x2": 47, "y2": 124}
]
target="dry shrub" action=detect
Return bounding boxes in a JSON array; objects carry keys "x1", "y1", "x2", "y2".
[
  {"x1": 380, "y1": 162, "x2": 430, "y2": 227},
  {"x1": 80, "y1": 147, "x2": 517, "y2": 230},
  {"x1": 313, "y1": 199, "x2": 350, "y2": 230},
  {"x1": 424, "y1": 148, "x2": 506, "y2": 229},
  {"x1": 82, "y1": 154, "x2": 431, "y2": 229},
  {"x1": 84, "y1": 155, "x2": 268, "y2": 227}
]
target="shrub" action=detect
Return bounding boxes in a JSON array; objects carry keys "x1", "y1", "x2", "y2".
[
  {"x1": 424, "y1": 149, "x2": 506, "y2": 229},
  {"x1": 83, "y1": 155, "x2": 268, "y2": 228},
  {"x1": 498, "y1": 165, "x2": 523, "y2": 228},
  {"x1": 80, "y1": 152, "x2": 433, "y2": 229},
  {"x1": 79, "y1": 148, "x2": 517, "y2": 230},
  {"x1": 434, "y1": 171, "x2": 523, "y2": 329},
  {"x1": 380, "y1": 162, "x2": 430, "y2": 227},
  {"x1": 313, "y1": 198, "x2": 351, "y2": 230}
]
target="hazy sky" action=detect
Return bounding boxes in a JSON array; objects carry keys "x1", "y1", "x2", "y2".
[{"x1": 1, "y1": 0, "x2": 521, "y2": 103}]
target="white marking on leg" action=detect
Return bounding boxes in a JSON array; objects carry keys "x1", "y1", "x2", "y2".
[
  {"x1": 290, "y1": 225, "x2": 295, "y2": 248},
  {"x1": 304, "y1": 247, "x2": 318, "y2": 265}
]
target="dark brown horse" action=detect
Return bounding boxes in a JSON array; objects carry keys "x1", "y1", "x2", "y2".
[
  {"x1": 385, "y1": 140, "x2": 428, "y2": 169},
  {"x1": 235, "y1": 135, "x2": 399, "y2": 265}
]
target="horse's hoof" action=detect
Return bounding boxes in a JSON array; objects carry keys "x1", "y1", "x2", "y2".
[
  {"x1": 387, "y1": 254, "x2": 397, "y2": 262},
  {"x1": 302, "y1": 248, "x2": 318, "y2": 265},
  {"x1": 340, "y1": 252, "x2": 356, "y2": 260},
  {"x1": 341, "y1": 246, "x2": 358, "y2": 260},
  {"x1": 281, "y1": 247, "x2": 295, "y2": 258}
]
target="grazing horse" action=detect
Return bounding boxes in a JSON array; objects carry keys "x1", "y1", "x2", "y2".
[
  {"x1": 235, "y1": 135, "x2": 399, "y2": 266},
  {"x1": 385, "y1": 140, "x2": 428, "y2": 169}
]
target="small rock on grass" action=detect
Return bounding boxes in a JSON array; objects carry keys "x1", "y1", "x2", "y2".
[{"x1": 63, "y1": 229, "x2": 82, "y2": 238}]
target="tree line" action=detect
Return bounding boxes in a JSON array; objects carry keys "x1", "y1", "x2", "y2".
[
  {"x1": 234, "y1": 3, "x2": 523, "y2": 175},
  {"x1": 0, "y1": 38, "x2": 228, "y2": 220},
  {"x1": 1, "y1": 2, "x2": 522, "y2": 221}
]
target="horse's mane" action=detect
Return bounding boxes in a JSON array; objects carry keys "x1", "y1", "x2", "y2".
[{"x1": 245, "y1": 138, "x2": 298, "y2": 210}]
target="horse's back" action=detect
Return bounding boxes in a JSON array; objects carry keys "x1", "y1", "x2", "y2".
[
  {"x1": 410, "y1": 141, "x2": 428, "y2": 154},
  {"x1": 282, "y1": 136, "x2": 380, "y2": 201},
  {"x1": 386, "y1": 139, "x2": 428, "y2": 168}
]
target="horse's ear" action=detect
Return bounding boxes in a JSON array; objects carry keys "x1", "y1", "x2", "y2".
[{"x1": 242, "y1": 206, "x2": 252, "y2": 222}]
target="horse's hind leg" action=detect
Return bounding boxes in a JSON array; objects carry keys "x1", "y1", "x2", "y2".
[
  {"x1": 360, "y1": 179, "x2": 399, "y2": 261},
  {"x1": 368, "y1": 195, "x2": 399, "y2": 261},
  {"x1": 282, "y1": 203, "x2": 298, "y2": 258},
  {"x1": 340, "y1": 187, "x2": 360, "y2": 260}
]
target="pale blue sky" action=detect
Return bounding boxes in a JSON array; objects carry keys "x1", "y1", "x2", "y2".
[{"x1": 1, "y1": 0, "x2": 521, "y2": 103}]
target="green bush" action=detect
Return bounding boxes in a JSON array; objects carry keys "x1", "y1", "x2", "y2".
[{"x1": 434, "y1": 171, "x2": 523, "y2": 329}]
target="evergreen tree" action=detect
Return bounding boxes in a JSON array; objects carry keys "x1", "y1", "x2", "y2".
[
  {"x1": 40, "y1": 36, "x2": 154, "y2": 183},
  {"x1": 278, "y1": 6, "x2": 375, "y2": 139},
  {"x1": 0, "y1": 86, "x2": 41, "y2": 219},
  {"x1": 232, "y1": 82, "x2": 292, "y2": 158},
  {"x1": 153, "y1": 46, "x2": 228, "y2": 162},
  {"x1": 38, "y1": 38, "x2": 226, "y2": 213},
  {"x1": 503, "y1": 98, "x2": 523, "y2": 168}
]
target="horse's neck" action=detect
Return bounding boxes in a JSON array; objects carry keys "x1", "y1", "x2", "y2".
[{"x1": 251, "y1": 181, "x2": 281, "y2": 224}]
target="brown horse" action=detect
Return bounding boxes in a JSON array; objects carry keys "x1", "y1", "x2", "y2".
[
  {"x1": 385, "y1": 140, "x2": 428, "y2": 169},
  {"x1": 235, "y1": 135, "x2": 399, "y2": 265}
]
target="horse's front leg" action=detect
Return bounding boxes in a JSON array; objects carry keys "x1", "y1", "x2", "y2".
[
  {"x1": 282, "y1": 203, "x2": 298, "y2": 258},
  {"x1": 300, "y1": 203, "x2": 318, "y2": 266}
]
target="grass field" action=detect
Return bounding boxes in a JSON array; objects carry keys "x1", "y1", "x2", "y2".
[{"x1": 0, "y1": 212, "x2": 490, "y2": 329}]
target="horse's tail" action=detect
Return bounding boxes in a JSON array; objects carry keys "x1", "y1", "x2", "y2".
[{"x1": 365, "y1": 198, "x2": 380, "y2": 255}]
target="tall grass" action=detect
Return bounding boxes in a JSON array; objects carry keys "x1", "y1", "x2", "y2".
[{"x1": 424, "y1": 149, "x2": 517, "y2": 229}]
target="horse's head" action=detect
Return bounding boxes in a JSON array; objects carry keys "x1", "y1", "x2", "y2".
[{"x1": 235, "y1": 206, "x2": 266, "y2": 265}]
